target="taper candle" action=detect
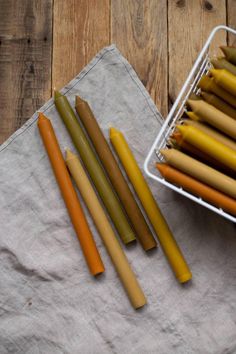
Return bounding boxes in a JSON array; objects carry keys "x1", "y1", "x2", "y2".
[
  {"x1": 210, "y1": 68, "x2": 236, "y2": 97},
  {"x1": 37, "y1": 113, "x2": 104, "y2": 276},
  {"x1": 66, "y1": 149, "x2": 146, "y2": 309},
  {"x1": 184, "y1": 120, "x2": 236, "y2": 151},
  {"x1": 198, "y1": 75, "x2": 236, "y2": 108},
  {"x1": 220, "y1": 46, "x2": 236, "y2": 65},
  {"x1": 161, "y1": 149, "x2": 236, "y2": 198},
  {"x1": 54, "y1": 91, "x2": 136, "y2": 244},
  {"x1": 110, "y1": 127, "x2": 192, "y2": 284},
  {"x1": 201, "y1": 91, "x2": 236, "y2": 119},
  {"x1": 157, "y1": 163, "x2": 236, "y2": 216},
  {"x1": 187, "y1": 99, "x2": 236, "y2": 139},
  {"x1": 211, "y1": 57, "x2": 236, "y2": 76},
  {"x1": 177, "y1": 125, "x2": 236, "y2": 171},
  {"x1": 75, "y1": 96, "x2": 156, "y2": 251}
]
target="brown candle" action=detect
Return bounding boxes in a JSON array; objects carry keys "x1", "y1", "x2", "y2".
[{"x1": 75, "y1": 96, "x2": 157, "y2": 251}]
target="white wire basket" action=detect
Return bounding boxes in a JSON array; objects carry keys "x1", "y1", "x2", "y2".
[{"x1": 144, "y1": 25, "x2": 236, "y2": 223}]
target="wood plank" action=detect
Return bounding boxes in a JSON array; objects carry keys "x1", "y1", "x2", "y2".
[
  {"x1": 168, "y1": 0, "x2": 226, "y2": 108},
  {"x1": 227, "y1": 0, "x2": 236, "y2": 45},
  {"x1": 53, "y1": 0, "x2": 110, "y2": 91},
  {"x1": 111, "y1": 0, "x2": 168, "y2": 117},
  {"x1": 0, "y1": 0, "x2": 53, "y2": 144}
]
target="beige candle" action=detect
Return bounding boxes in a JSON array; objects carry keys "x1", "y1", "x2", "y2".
[
  {"x1": 65, "y1": 149, "x2": 146, "y2": 309},
  {"x1": 160, "y1": 149, "x2": 236, "y2": 199},
  {"x1": 187, "y1": 100, "x2": 236, "y2": 140},
  {"x1": 184, "y1": 120, "x2": 236, "y2": 151}
]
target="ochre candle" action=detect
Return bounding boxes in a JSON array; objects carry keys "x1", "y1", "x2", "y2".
[
  {"x1": 210, "y1": 68, "x2": 236, "y2": 97},
  {"x1": 201, "y1": 91, "x2": 236, "y2": 119},
  {"x1": 37, "y1": 113, "x2": 104, "y2": 276},
  {"x1": 177, "y1": 125, "x2": 236, "y2": 171},
  {"x1": 66, "y1": 149, "x2": 146, "y2": 309},
  {"x1": 186, "y1": 111, "x2": 202, "y2": 121},
  {"x1": 184, "y1": 120, "x2": 236, "y2": 151},
  {"x1": 198, "y1": 75, "x2": 236, "y2": 108},
  {"x1": 161, "y1": 149, "x2": 236, "y2": 199},
  {"x1": 187, "y1": 99, "x2": 236, "y2": 139},
  {"x1": 54, "y1": 91, "x2": 136, "y2": 245},
  {"x1": 110, "y1": 127, "x2": 192, "y2": 284},
  {"x1": 157, "y1": 163, "x2": 236, "y2": 216},
  {"x1": 211, "y1": 57, "x2": 236, "y2": 76},
  {"x1": 220, "y1": 46, "x2": 236, "y2": 65},
  {"x1": 75, "y1": 96, "x2": 156, "y2": 251}
]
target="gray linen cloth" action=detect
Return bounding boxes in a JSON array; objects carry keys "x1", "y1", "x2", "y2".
[{"x1": 0, "y1": 45, "x2": 236, "y2": 354}]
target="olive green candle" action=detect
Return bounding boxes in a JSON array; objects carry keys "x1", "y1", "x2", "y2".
[
  {"x1": 211, "y1": 57, "x2": 236, "y2": 76},
  {"x1": 220, "y1": 46, "x2": 236, "y2": 65},
  {"x1": 198, "y1": 75, "x2": 236, "y2": 108},
  {"x1": 201, "y1": 91, "x2": 236, "y2": 119},
  {"x1": 54, "y1": 91, "x2": 136, "y2": 244},
  {"x1": 75, "y1": 96, "x2": 157, "y2": 251}
]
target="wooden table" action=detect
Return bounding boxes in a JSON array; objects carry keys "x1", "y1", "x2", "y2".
[{"x1": 0, "y1": 0, "x2": 235, "y2": 144}]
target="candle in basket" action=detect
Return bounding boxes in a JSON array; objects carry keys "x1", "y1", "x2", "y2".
[
  {"x1": 177, "y1": 125, "x2": 236, "y2": 171},
  {"x1": 187, "y1": 99, "x2": 236, "y2": 139},
  {"x1": 210, "y1": 68, "x2": 236, "y2": 97},
  {"x1": 37, "y1": 113, "x2": 104, "y2": 276},
  {"x1": 75, "y1": 95, "x2": 156, "y2": 251},
  {"x1": 160, "y1": 149, "x2": 236, "y2": 199},
  {"x1": 201, "y1": 91, "x2": 236, "y2": 119},
  {"x1": 220, "y1": 46, "x2": 236, "y2": 65},
  {"x1": 66, "y1": 149, "x2": 146, "y2": 309},
  {"x1": 198, "y1": 75, "x2": 236, "y2": 108},
  {"x1": 156, "y1": 163, "x2": 236, "y2": 216},
  {"x1": 211, "y1": 57, "x2": 236, "y2": 76},
  {"x1": 54, "y1": 91, "x2": 136, "y2": 245},
  {"x1": 110, "y1": 127, "x2": 192, "y2": 284}
]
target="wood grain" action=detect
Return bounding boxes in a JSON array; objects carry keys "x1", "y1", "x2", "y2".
[
  {"x1": 53, "y1": 0, "x2": 110, "y2": 90},
  {"x1": 111, "y1": 0, "x2": 168, "y2": 117},
  {"x1": 0, "y1": 0, "x2": 52, "y2": 144},
  {"x1": 168, "y1": 0, "x2": 226, "y2": 107},
  {"x1": 227, "y1": 0, "x2": 236, "y2": 45}
]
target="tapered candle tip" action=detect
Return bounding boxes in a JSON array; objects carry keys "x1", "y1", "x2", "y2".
[
  {"x1": 176, "y1": 125, "x2": 185, "y2": 134},
  {"x1": 54, "y1": 90, "x2": 62, "y2": 100},
  {"x1": 156, "y1": 163, "x2": 167, "y2": 176},
  {"x1": 75, "y1": 95, "x2": 85, "y2": 105},
  {"x1": 109, "y1": 127, "x2": 120, "y2": 138},
  {"x1": 38, "y1": 112, "x2": 47, "y2": 123},
  {"x1": 209, "y1": 68, "x2": 219, "y2": 77},
  {"x1": 65, "y1": 148, "x2": 75, "y2": 160}
]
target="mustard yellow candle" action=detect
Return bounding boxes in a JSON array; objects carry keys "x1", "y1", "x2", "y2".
[
  {"x1": 210, "y1": 69, "x2": 236, "y2": 97},
  {"x1": 110, "y1": 127, "x2": 192, "y2": 283},
  {"x1": 177, "y1": 125, "x2": 236, "y2": 172}
]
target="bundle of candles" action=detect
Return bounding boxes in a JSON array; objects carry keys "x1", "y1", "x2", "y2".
[
  {"x1": 157, "y1": 45, "x2": 236, "y2": 217},
  {"x1": 38, "y1": 91, "x2": 192, "y2": 309}
]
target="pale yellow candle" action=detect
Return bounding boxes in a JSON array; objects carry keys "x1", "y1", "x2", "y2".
[
  {"x1": 65, "y1": 149, "x2": 146, "y2": 309},
  {"x1": 184, "y1": 120, "x2": 236, "y2": 151},
  {"x1": 161, "y1": 149, "x2": 236, "y2": 199},
  {"x1": 110, "y1": 128, "x2": 192, "y2": 284},
  {"x1": 177, "y1": 125, "x2": 236, "y2": 171},
  {"x1": 210, "y1": 68, "x2": 236, "y2": 96}
]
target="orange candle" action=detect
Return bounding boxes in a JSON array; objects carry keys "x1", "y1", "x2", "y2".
[
  {"x1": 37, "y1": 113, "x2": 104, "y2": 276},
  {"x1": 157, "y1": 163, "x2": 236, "y2": 216}
]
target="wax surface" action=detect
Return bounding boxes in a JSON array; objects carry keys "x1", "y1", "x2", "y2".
[
  {"x1": 157, "y1": 163, "x2": 236, "y2": 216},
  {"x1": 184, "y1": 120, "x2": 236, "y2": 151},
  {"x1": 186, "y1": 111, "x2": 202, "y2": 121},
  {"x1": 37, "y1": 113, "x2": 104, "y2": 276},
  {"x1": 66, "y1": 149, "x2": 146, "y2": 309},
  {"x1": 75, "y1": 96, "x2": 156, "y2": 251},
  {"x1": 161, "y1": 148, "x2": 236, "y2": 199},
  {"x1": 210, "y1": 69, "x2": 236, "y2": 97},
  {"x1": 188, "y1": 99, "x2": 236, "y2": 139},
  {"x1": 110, "y1": 127, "x2": 192, "y2": 284},
  {"x1": 201, "y1": 91, "x2": 236, "y2": 119},
  {"x1": 54, "y1": 91, "x2": 135, "y2": 244},
  {"x1": 177, "y1": 125, "x2": 236, "y2": 171},
  {"x1": 220, "y1": 46, "x2": 236, "y2": 65},
  {"x1": 211, "y1": 57, "x2": 236, "y2": 76},
  {"x1": 198, "y1": 75, "x2": 236, "y2": 108}
]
